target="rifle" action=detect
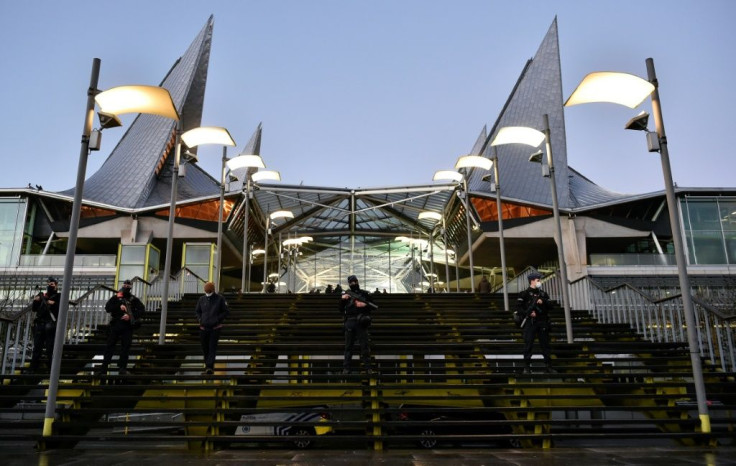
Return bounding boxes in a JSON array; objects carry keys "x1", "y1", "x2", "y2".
[
  {"x1": 32, "y1": 289, "x2": 56, "y2": 322},
  {"x1": 343, "y1": 290, "x2": 378, "y2": 310},
  {"x1": 118, "y1": 294, "x2": 141, "y2": 328}
]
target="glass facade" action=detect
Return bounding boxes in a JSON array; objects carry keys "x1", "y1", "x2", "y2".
[
  {"x1": 0, "y1": 198, "x2": 27, "y2": 267},
  {"x1": 681, "y1": 196, "x2": 736, "y2": 265},
  {"x1": 117, "y1": 244, "x2": 161, "y2": 287},
  {"x1": 183, "y1": 243, "x2": 214, "y2": 293}
]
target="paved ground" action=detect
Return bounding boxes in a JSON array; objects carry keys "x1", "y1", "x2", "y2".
[{"x1": 5, "y1": 446, "x2": 736, "y2": 466}]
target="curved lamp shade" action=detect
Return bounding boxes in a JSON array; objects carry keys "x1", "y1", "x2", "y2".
[
  {"x1": 565, "y1": 71, "x2": 655, "y2": 109},
  {"x1": 226, "y1": 154, "x2": 266, "y2": 171},
  {"x1": 269, "y1": 210, "x2": 294, "y2": 220},
  {"x1": 418, "y1": 211, "x2": 443, "y2": 222},
  {"x1": 252, "y1": 170, "x2": 282, "y2": 182},
  {"x1": 283, "y1": 236, "x2": 313, "y2": 247},
  {"x1": 94, "y1": 85, "x2": 179, "y2": 121},
  {"x1": 455, "y1": 155, "x2": 493, "y2": 171},
  {"x1": 491, "y1": 126, "x2": 545, "y2": 147},
  {"x1": 433, "y1": 170, "x2": 464, "y2": 182},
  {"x1": 181, "y1": 126, "x2": 236, "y2": 148}
]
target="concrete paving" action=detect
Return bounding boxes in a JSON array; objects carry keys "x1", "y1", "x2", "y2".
[{"x1": 5, "y1": 446, "x2": 736, "y2": 466}]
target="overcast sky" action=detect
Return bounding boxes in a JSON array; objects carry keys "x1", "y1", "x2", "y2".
[{"x1": 1, "y1": 0, "x2": 734, "y2": 196}]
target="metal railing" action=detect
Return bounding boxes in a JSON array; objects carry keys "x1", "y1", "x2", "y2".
[
  {"x1": 0, "y1": 268, "x2": 207, "y2": 375},
  {"x1": 569, "y1": 276, "x2": 736, "y2": 372}
]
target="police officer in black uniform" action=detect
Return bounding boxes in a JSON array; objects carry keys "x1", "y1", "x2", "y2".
[
  {"x1": 99, "y1": 279, "x2": 145, "y2": 375},
  {"x1": 516, "y1": 272, "x2": 554, "y2": 374},
  {"x1": 339, "y1": 275, "x2": 375, "y2": 374},
  {"x1": 29, "y1": 277, "x2": 61, "y2": 372}
]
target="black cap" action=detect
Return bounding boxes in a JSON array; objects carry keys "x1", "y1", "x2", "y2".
[
  {"x1": 47, "y1": 276, "x2": 58, "y2": 283},
  {"x1": 123, "y1": 279, "x2": 132, "y2": 286},
  {"x1": 528, "y1": 272, "x2": 543, "y2": 281},
  {"x1": 347, "y1": 275, "x2": 358, "y2": 283}
]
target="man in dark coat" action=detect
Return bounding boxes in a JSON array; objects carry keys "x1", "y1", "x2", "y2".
[
  {"x1": 516, "y1": 272, "x2": 554, "y2": 374},
  {"x1": 339, "y1": 275, "x2": 375, "y2": 374},
  {"x1": 99, "y1": 279, "x2": 144, "y2": 375},
  {"x1": 195, "y1": 281, "x2": 229, "y2": 375},
  {"x1": 29, "y1": 277, "x2": 61, "y2": 372}
]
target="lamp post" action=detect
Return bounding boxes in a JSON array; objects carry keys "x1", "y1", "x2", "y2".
[
  {"x1": 225, "y1": 155, "x2": 281, "y2": 293},
  {"x1": 433, "y1": 156, "x2": 491, "y2": 293},
  {"x1": 478, "y1": 147, "x2": 510, "y2": 311},
  {"x1": 159, "y1": 126, "x2": 235, "y2": 345},
  {"x1": 262, "y1": 210, "x2": 294, "y2": 292},
  {"x1": 42, "y1": 58, "x2": 179, "y2": 443},
  {"x1": 566, "y1": 58, "x2": 710, "y2": 432},
  {"x1": 418, "y1": 211, "x2": 442, "y2": 292},
  {"x1": 215, "y1": 146, "x2": 229, "y2": 291},
  {"x1": 490, "y1": 123, "x2": 573, "y2": 343}
]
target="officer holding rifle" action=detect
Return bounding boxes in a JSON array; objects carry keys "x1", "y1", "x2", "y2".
[{"x1": 339, "y1": 275, "x2": 377, "y2": 374}]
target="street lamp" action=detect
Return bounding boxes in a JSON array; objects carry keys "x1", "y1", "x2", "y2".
[
  {"x1": 43, "y1": 58, "x2": 179, "y2": 443},
  {"x1": 262, "y1": 210, "x2": 294, "y2": 292},
  {"x1": 159, "y1": 126, "x2": 235, "y2": 345},
  {"x1": 565, "y1": 58, "x2": 710, "y2": 432},
  {"x1": 433, "y1": 156, "x2": 491, "y2": 292},
  {"x1": 419, "y1": 211, "x2": 442, "y2": 291},
  {"x1": 226, "y1": 155, "x2": 281, "y2": 293},
  {"x1": 491, "y1": 120, "x2": 573, "y2": 343},
  {"x1": 481, "y1": 146, "x2": 511, "y2": 312}
]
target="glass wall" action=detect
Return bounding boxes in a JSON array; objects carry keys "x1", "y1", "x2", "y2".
[
  {"x1": 116, "y1": 243, "x2": 160, "y2": 288},
  {"x1": 183, "y1": 243, "x2": 214, "y2": 293},
  {"x1": 0, "y1": 198, "x2": 27, "y2": 267},
  {"x1": 681, "y1": 196, "x2": 736, "y2": 265}
]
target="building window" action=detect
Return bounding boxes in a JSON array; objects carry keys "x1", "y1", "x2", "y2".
[
  {"x1": 0, "y1": 198, "x2": 27, "y2": 267},
  {"x1": 681, "y1": 196, "x2": 736, "y2": 265}
]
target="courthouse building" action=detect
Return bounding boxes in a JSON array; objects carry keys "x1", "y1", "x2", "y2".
[{"x1": 0, "y1": 16, "x2": 733, "y2": 297}]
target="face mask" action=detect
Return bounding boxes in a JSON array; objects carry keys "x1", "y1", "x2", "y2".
[
  {"x1": 47, "y1": 285, "x2": 56, "y2": 292},
  {"x1": 205, "y1": 292, "x2": 213, "y2": 297},
  {"x1": 536, "y1": 282, "x2": 543, "y2": 289},
  {"x1": 349, "y1": 283, "x2": 359, "y2": 292},
  {"x1": 122, "y1": 288, "x2": 132, "y2": 297}
]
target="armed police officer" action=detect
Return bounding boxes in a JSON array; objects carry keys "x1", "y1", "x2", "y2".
[
  {"x1": 29, "y1": 277, "x2": 61, "y2": 372},
  {"x1": 339, "y1": 275, "x2": 376, "y2": 374},
  {"x1": 516, "y1": 272, "x2": 555, "y2": 374},
  {"x1": 99, "y1": 279, "x2": 145, "y2": 375}
]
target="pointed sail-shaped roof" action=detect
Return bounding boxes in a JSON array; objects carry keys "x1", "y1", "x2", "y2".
[
  {"x1": 469, "y1": 125, "x2": 487, "y2": 156},
  {"x1": 228, "y1": 123, "x2": 263, "y2": 193},
  {"x1": 467, "y1": 17, "x2": 634, "y2": 210},
  {"x1": 466, "y1": 18, "x2": 571, "y2": 208},
  {"x1": 63, "y1": 16, "x2": 217, "y2": 209}
]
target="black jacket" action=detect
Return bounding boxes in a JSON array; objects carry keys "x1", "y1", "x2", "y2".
[
  {"x1": 105, "y1": 292, "x2": 145, "y2": 325},
  {"x1": 195, "y1": 293, "x2": 229, "y2": 329},
  {"x1": 32, "y1": 287, "x2": 61, "y2": 322},
  {"x1": 339, "y1": 288, "x2": 374, "y2": 318},
  {"x1": 516, "y1": 286, "x2": 553, "y2": 321}
]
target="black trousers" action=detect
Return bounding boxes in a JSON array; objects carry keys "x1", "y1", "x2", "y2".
[
  {"x1": 523, "y1": 318, "x2": 551, "y2": 366},
  {"x1": 200, "y1": 327, "x2": 221, "y2": 369},
  {"x1": 343, "y1": 317, "x2": 370, "y2": 370},
  {"x1": 30, "y1": 320, "x2": 55, "y2": 369},
  {"x1": 102, "y1": 321, "x2": 133, "y2": 371}
]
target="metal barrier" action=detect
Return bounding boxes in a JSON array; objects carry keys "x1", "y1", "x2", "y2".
[{"x1": 569, "y1": 276, "x2": 736, "y2": 372}]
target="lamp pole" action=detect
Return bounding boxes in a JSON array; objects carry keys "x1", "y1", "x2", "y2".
[
  {"x1": 262, "y1": 216, "x2": 270, "y2": 293},
  {"x1": 462, "y1": 177, "x2": 475, "y2": 292},
  {"x1": 490, "y1": 147, "x2": 509, "y2": 311},
  {"x1": 442, "y1": 216, "x2": 450, "y2": 293},
  {"x1": 542, "y1": 114, "x2": 573, "y2": 344},
  {"x1": 42, "y1": 57, "x2": 101, "y2": 440},
  {"x1": 215, "y1": 146, "x2": 227, "y2": 291},
  {"x1": 158, "y1": 122, "x2": 182, "y2": 345},
  {"x1": 646, "y1": 58, "x2": 709, "y2": 431},
  {"x1": 241, "y1": 177, "x2": 251, "y2": 293}
]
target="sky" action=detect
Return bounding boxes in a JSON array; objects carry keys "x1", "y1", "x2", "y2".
[{"x1": 1, "y1": 0, "x2": 735, "y2": 196}]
